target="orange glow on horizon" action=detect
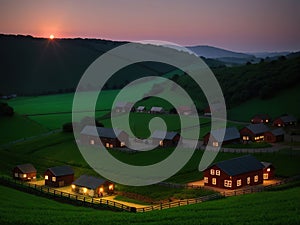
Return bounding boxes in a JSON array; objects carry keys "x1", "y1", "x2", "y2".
[{"x1": 49, "y1": 34, "x2": 55, "y2": 40}]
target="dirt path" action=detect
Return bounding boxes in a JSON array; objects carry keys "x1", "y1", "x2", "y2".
[{"x1": 102, "y1": 195, "x2": 150, "y2": 208}]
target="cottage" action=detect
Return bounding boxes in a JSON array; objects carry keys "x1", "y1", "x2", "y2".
[
  {"x1": 261, "y1": 162, "x2": 275, "y2": 180},
  {"x1": 114, "y1": 102, "x2": 134, "y2": 113},
  {"x1": 136, "y1": 106, "x2": 146, "y2": 113},
  {"x1": 151, "y1": 130, "x2": 181, "y2": 147},
  {"x1": 72, "y1": 175, "x2": 114, "y2": 197},
  {"x1": 203, "y1": 155, "x2": 265, "y2": 190},
  {"x1": 273, "y1": 115, "x2": 297, "y2": 127},
  {"x1": 80, "y1": 125, "x2": 129, "y2": 148},
  {"x1": 264, "y1": 128, "x2": 285, "y2": 143},
  {"x1": 177, "y1": 106, "x2": 193, "y2": 115},
  {"x1": 150, "y1": 107, "x2": 164, "y2": 114},
  {"x1": 203, "y1": 127, "x2": 240, "y2": 147},
  {"x1": 240, "y1": 124, "x2": 269, "y2": 142},
  {"x1": 44, "y1": 165, "x2": 74, "y2": 187},
  {"x1": 251, "y1": 114, "x2": 271, "y2": 124},
  {"x1": 13, "y1": 163, "x2": 37, "y2": 181}
]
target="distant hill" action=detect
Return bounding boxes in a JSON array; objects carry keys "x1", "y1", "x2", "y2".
[{"x1": 250, "y1": 51, "x2": 291, "y2": 58}]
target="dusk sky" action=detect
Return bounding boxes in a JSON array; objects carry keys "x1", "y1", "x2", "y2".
[{"x1": 1, "y1": 0, "x2": 299, "y2": 52}]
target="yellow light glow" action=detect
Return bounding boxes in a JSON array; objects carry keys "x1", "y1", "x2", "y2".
[
  {"x1": 71, "y1": 184, "x2": 76, "y2": 189},
  {"x1": 100, "y1": 187, "x2": 104, "y2": 192},
  {"x1": 49, "y1": 34, "x2": 55, "y2": 40},
  {"x1": 23, "y1": 174, "x2": 27, "y2": 178},
  {"x1": 267, "y1": 168, "x2": 271, "y2": 172},
  {"x1": 83, "y1": 188, "x2": 87, "y2": 193},
  {"x1": 45, "y1": 175, "x2": 48, "y2": 180},
  {"x1": 109, "y1": 184, "x2": 113, "y2": 190}
]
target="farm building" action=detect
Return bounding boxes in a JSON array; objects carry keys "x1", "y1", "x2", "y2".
[
  {"x1": 72, "y1": 175, "x2": 114, "y2": 197},
  {"x1": 261, "y1": 162, "x2": 275, "y2": 180},
  {"x1": 251, "y1": 114, "x2": 271, "y2": 124},
  {"x1": 44, "y1": 165, "x2": 74, "y2": 187},
  {"x1": 203, "y1": 155, "x2": 265, "y2": 190},
  {"x1": 273, "y1": 115, "x2": 297, "y2": 127},
  {"x1": 13, "y1": 163, "x2": 37, "y2": 181},
  {"x1": 150, "y1": 106, "x2": 164, "y2": 114},
  {"x1": 264, "y1": 128, "x2": 285, "y2": 143},
  {"x1": 203, "y1": 107, "x2": 211, "y2": 116},
  {"x1": 151, "y1": 130, "x2": 181, "y2": 147},
  {"x1": 80, "y1": 125, "x2": 129, "y2": 148},
  {"x1": 136, "y1": 106, "x2": 146, "y2": 112},
  {"x1": 240, "y1": 124, "x2": 270, "y2": 143},
  {"x1": 114, "y1": 102, "x2": 134, "y2": 113},
  {"x1": 177, "y1": 106, "x2": 193, "y2": 115},
  {"x1": 203, "y1": 127, "x2": 240, "y2": 147}
]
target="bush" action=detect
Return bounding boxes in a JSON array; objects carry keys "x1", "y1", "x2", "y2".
[{"x1": 0, "y1": 102, "x2": 14, "y2": 116}]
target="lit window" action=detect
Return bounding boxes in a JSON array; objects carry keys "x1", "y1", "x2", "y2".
[
  {"x1": 224, "y1": 180, "x2": 232, "y2": 187},
  {"x1": 23, "y1": 174, "x2": 27, "y2": 178},
  {"x1": 90, "y1": 139, "x2": 95, "y2": 145},
  {"x1": 83, "y1": 188, "x2": 87, "y2": 193},
  {"x1": 260, "y1": 135, "x2": 264, "y2": 139},
  {"x1": 120, "y1": 142, "x2": 126, "y2": 147},
  {"x1": 267, "y1": 168, "x2": 270, "y2": 172},
  {"x1": 71, "y1": 184, "x2": 76, "y2": 189},
  {"x1": 109, "y1": 184, "x2": 114, "y2": 190},
  {"x1": 210, "y1": 169, "x2": 215, "y2": 175},
  {"x1": 99, "y1": 187, "x2": 104, "y2": 193},
  {"x1": 212, "y1": 178, "x2": 217, "y2": 185},
  {"x1": 254, "y1": 175, "x2": 258, "y2": 182},
  {"x1": 14, "y1": 173, "x2": 18, "y2": 177},
  {"x1": 110, "y1": 144, "x2": 113, "y2": 148},
  {"x1": 237, "y1": 179, "x2": 242, "y2": 187},
  {"x1": 216, "y1": 170, "x2": 220, "y2": 176},
  {"x1": 247, "y1": 177, "x2": 250, "y2": 184},
  {"x1": 204, "y1": 177, "x2": 208, "y2": 183},
  {"x1": 45, "y1": 175, "x2": 49, "y2": 180},
  {"x1": 263, "y1": 173, "x2": 268, "y2": 180},
  {"x1": 52, "y1": 177, "x2": 56, "y2": 182},
  {"x1": 266, "y1": 119, "x2": 269, "y2": 123},
  {"x1": 159, "y1": 140, "x2": 163, "y2": 146},
  {"x1": 106, "y1": 143, "x2": 110, "y2": 148},
  {"x1": 212, "y1": 142, "x2": 219, "y2": 147}
]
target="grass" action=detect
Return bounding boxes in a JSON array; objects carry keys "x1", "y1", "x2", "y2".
[
  {"x1": 224, "y1": 142, "x2": 272, "y2": 148},
  {"x1": 114, "y1": 195, "x2": 151, "y2": 205},
  {"x1": 0, "y1": 184, "x2": 299, "y2": 225}
]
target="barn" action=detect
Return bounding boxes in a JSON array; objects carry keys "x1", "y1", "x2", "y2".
[
  {"x1": 273, "y1": 115, "x2": 297, "y2": 127},
  {"x1": 80, "y1": 125, "x2": 129, "y2": 148},
  {"x1": 240, "y1": 124, "x2": 270, "y2": 143},
  {"x1": 136, "y1": 106, "x2": 146, "y2": 112},
  {"x1": 72, "y1": 175, "x2": 114, "y2": 197},
  {"x1": 251, "y1": 114, "x2": 271, "y2": 124},
  {"x1": 203, "y1": 155, "x2": 265, "y2": 190},
  {"x1": 203, "y1": 127, "x2": 240, "y2": 147},
  {"x1": 114, "y1": 102, "x2": 134, "y2": 113},
  {"x1": 150, "y1": 107, "x2": 164, "y2": 114},
  {"x1": 44, "y1": 165, "x2": 74, "y2": 187},
  {"x1": 13, "y1": 163, "x2": 37, "y2": 181},
  {"x1": 151, "y1": 130, "x2": 181, "y2": 147},
  {"x1": 264, "y1": 128, "x2": 285, "y2": 143},
  {"x1": 261, "y1": 162, "x2": 275, "y2": 180}
]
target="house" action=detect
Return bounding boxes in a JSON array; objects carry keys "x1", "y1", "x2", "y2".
[
  {"x1": 177, "y1": 106, "x2": 193, "y2": 115},
  {"x1": 72, "y1": 175, "x2": 114, "y2": 197},
  {"x1": 80, "y1": 125, "x2": 129, "y2": 148},
  {"x1": 273, "y1": 115, "x2": 297, "y2": 127},
  {"x1": 151, "y1": 130, "x2": 181, "y2": 147},
  {"x1": 203, "y1": 127, "x2": 240, "y2": 147},
  {"x1": 203, "y1": 155, "x2": 265, "y2": 190},
  {"x1": 44, "y1": 165, "x2": 74, "y2": 187},
  {"x1": 114, "y1": 102, "x2": 134, "y2": 113},
  {"x1": 136, "y1": 106, "x2": 146, "y2": 113},
  {"x1": 150, "y1": 107, "x2": 164, "y2": 114},
  {"x1": 251, "y1": 114, "x2": 271, "y2": 124},
  {"x1": 13, "y1": 163, "x2": 37, "y2": 181},
  {"x1": 240, "y1": 124, "x2": 269, "y2": 143},
  {"x1": 264, "y1": 128, "x2": 285, "y2": 143},
  {"x1": 261, "y1": 162, "x2": 275, "y2": 180},
  {"x1": 203, "y1": 107, "x2": 211, "y2": 117}
]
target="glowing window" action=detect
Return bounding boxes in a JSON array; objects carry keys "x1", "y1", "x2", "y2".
[
  {"x1": 110, "y1": 144, "x2": 113, "y2": 148},
  {"x1": 216, "y1": 170, "x2": 220, "y2": 176},
  {"x1": 90, "y1": 139, "x2": 95, "y2": 145},
  {"x1": 267, "y1": 168, "x2": 271, "y2": 172},
  {"x1": 159, "y1": 140, "x2": 163, "y2": 146},
  {"x1": 254, "y1": 175, "x2": 259, "y2": 182},
  {"x1": 212, "y1": 142, "x2": 219, "y2": 147},
  {"x1": 247, "y1": 177, "x2": 250, "y2": 184},
  {"x1": 237, "y1": 179, "x2": 242, "y2": 187},
  {"x1": 99, "y1": 187, "x2": 104, "y2": 193},
  {"x1": 210, "y1": 169, "x2": 215, "y2": 175},
  {"x1": 212, "y1": 178, "x2": 217, "y2": 185},
  {"x1": 23, "y1": 174, "x2": 27, "y2": 178},
  {"x1": 14, "y1": 173, "x2": 18, "y2": 177},
  {"x1": 120, "y1": 142, "x2": 126, "y2": 147},
  {"x1": 224, "y1": 180, "x2": 232, "y2": 187},
  {"x1": 106, "y1": 143, "x2": 110, "y2": 148},
  {"x1": 109, "y1": 184, "x2": 114, "y2": 190},
  {"x1": 45, "y1": 175, "x2": 49, "y2": 180},
  {"x1": 71, "y1": 184, "x2": 76, "y2": 189},
  {"x1": 204, "y1": 177, "x2": 208, "y2": 183},
  {"x1": 263, "y1": 173, "x2": 268, "y2": 180},
  {"x1": 52, "y1": 177, "x2": 56, "y2": 182},
  {"x1": 83, "y1": 188, "x2": 87, "y2": 193}
]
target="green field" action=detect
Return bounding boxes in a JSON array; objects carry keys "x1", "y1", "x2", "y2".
[{"x1": 0, "y1": 184, "x2": 299, "y2": 225}]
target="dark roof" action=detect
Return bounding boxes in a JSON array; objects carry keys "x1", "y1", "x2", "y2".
[
  {"x1": 210, "y1": 127, "x2": 240, "y2": 142},
  {"x1": 244, "y1": 124, "x2": 269, "y2": 134},
  {"x1": 137, "y1": 106, "x2": 145, "y2": 110},
  {"x1": 212, "y1": 155, "x2": 264, "y2": 176},
  {"x1": 80, "y1": 126, "x2": 124, "y2": 138},
  {"x1": 261, "y1": 162, "x2": 273, "y2": 168},
  {"x1": 270, "y1": 128, "x2": 285, "y2": 136},
  {"x1": 280, "y1": 115, "x2": 297, "y2": 123},
  {"x1": 151, "y1": 130, "x2": 179, "y2": 140},
  {"x1": 73, "y1": 175, "x2": 107, "y2": 189},
  {"x1": 15, "y1": 163, "x2": 36, "y2": 173},
  {"x1": 47, "y1": 165, "x2": 74, "y2": 176}
]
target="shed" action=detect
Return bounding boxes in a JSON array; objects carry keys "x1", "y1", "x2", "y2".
[
  {"x1": 150, "y1": 107, "x2": 164, "y2": 114},
  {"x1": 261, "y1": 162, "x2": 275, "y2": 180},
  {"x1": 264, "y1": 128, "x2": 285, "y2": 143},
  {"x1": 151, "y1": 130, "x2": 181, "y2": 147},
  {"x1": 80, "y1": 125, "x2": 129, "y2": 148},
  {"x1": 44, "y1": 165, "x2": 74, "y2": 187},
  {"x1": 13, "y1": 163, "x2": 37, "y2": 181},
  {"x1": 240, "y1": 124, "x2": 270, "y2": 142},
  {"x1": 136, "y1": 106, "x2": 146, "y2": 112},
  {"x1": 203, "y1": 155, "x2": 265, "y2": 190},
  {"x1": 251, "y1": 114, "x2": 271, "y2": 124},
  {"x1": 273, "y1": 115, "x2": 297, "y2": 127},
  {"x1": 204, "y1": 127, "x2": 240, "y2": 147},
  {"x1": 72, "y1": 175, "x2": 114, "y2": 197}
]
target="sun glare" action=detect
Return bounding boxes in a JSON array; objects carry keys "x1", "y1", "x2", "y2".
[{"x1": 49, "y1": 34, "x2": 55, "y2": 40}]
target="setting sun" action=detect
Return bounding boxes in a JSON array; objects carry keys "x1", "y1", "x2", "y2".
[{"x1": 49, "y1": 34, "x2": 55, "y2": 40}]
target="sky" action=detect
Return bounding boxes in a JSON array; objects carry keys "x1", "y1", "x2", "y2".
[{"x1": 0, "y1": 0, "x2": 299, "y2": 52}]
